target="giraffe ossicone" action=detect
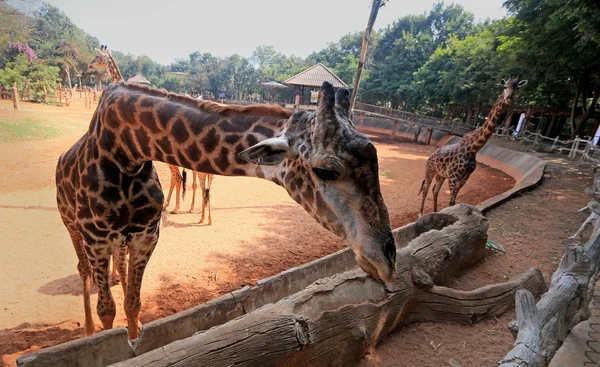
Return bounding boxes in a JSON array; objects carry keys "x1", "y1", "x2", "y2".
[
  {"x1": 418, "y1": 76, "x2": 527, "y2": 216},
  {"x1": 56, "y1": 80, "x2": 396, "y2": 340}
]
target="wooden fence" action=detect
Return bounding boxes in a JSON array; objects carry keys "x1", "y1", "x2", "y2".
[
  {"x1": 353, "y1": 102, "x2": 476, "y2": 136},
  {"x1": 1, "y1": 85, "x2": 101, "y2": 110}
]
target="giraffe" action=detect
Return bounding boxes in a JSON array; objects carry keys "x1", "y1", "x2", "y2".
[
  {"x1": 418, "y1": 77, "x2": 528, "y2": 216},
  {"x1": 90, "y1": 45, "x2": 190, "y2": 215},
  {"x1": 55, "y1": 81, "x2": 397, "y2": 339},
  {"x1": 189, "y1": 171, "x2": 214, "y2": 225}
]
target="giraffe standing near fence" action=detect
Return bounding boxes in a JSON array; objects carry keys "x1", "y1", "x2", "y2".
[
  {"x1": 55, "y1": 81, "x2": 397, "y2": 338},
  {"x1": 90, "y1": 46, "x2": 214, "y2": 219},
  {"x1": 418, "y1": 77, "x2": 528, "y2": 216}
]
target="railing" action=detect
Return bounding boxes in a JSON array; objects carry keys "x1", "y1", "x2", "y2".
[{"x1": 353, "y1": 102, "x2": 475, "y2": 135}]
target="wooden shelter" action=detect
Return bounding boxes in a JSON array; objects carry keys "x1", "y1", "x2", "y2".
[
  {"x1": 127, "y1": 74, "x2": 151, "y2": 85},
  {"x1": 284, "y1": 63, "x2": 348, "y2": 108}
]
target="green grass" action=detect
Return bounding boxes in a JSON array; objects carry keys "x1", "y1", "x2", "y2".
[{"x1": 0, "y1": 116, "x2": 63, "y2": 142}]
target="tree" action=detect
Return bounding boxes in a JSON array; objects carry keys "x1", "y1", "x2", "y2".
[
  {"x1": 350, "y1": 0, "x2": 386, "y2": 112},
  {"x1": 503, "y1": 0, "x2": 600, "y2": 138}
]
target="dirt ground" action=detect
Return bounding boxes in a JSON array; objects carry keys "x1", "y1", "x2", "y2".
[{"x1": 0, "y1": 99, "x2": 585, "y2": 367}]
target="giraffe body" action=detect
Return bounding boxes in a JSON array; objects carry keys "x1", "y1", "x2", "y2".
[
  {"x1": 56, "y1": 81, "x2": 396, "y2": 339},
  {"x1": 418, "y1": 77, "x2": 527, "y2": 216}
]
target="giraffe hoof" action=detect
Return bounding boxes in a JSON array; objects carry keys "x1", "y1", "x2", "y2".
[{"x1": 170, "y1": 210, "x2": 178, "y2": 214}]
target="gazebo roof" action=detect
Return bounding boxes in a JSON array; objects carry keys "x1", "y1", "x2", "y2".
[
  {"x1": 127, "y1": 74, "x2": 151, "y2": 84},
  {"x1": 259, "y1": 81, "x2": 288, "y2": 88},
  {"x1": 283, "y1": 63, "x2": 348, "y2": 89}
]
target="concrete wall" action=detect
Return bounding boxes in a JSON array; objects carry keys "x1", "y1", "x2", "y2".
[{"x1": 18, "y1": 117, "x2": 545, "y2": 367}]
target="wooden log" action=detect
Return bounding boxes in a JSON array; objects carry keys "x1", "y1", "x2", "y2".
[
  {"x1": 113, "y1": 205, "x2": 546, "y2": 367},
  {"x1": 499, "y1": 231, "x2": 600, "y2": 366}
]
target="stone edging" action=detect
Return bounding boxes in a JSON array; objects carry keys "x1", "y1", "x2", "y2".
[{"x1": 16, "y1": 117, "x2": 546, "y2": 367}]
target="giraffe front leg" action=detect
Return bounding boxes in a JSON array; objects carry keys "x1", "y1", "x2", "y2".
[
  {"x1": 69, "y1": 229, "x2": 95, "y2": 336},
  {"x1": 125, "y1": 231, "x2": 159, "y2": 339},
  {"x1": 90, "y1": 253, "x2": 116, "y2": 332},
  {"x1": 199, "y1": 174, "x2": 207, "y2": 223}
]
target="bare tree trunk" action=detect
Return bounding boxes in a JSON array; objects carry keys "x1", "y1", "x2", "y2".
[
  {"x1": 349, "y1": 0, "x2": 385, "y2": 113},
  {"x1": 64, "y1": 64, "x2": 73, "y2": 98},
  {"x1": 12, "y1": 82, "x2": 19, "y2": 111},
  {"x1": 43, "y1": 85, "x2": 47, "y2": 104},
  {"x1": 465, "y1": 107, "x2": 474, "y2": 125},
  {"x1": 545, "y1": 112, "x2": 557, "y2": 137},
  {"x1": 570, "y1": 87, "x2": 580, "y2": 139},
  {"x1": 576, "y1": 88, "x2": 599, "y2": 137}
]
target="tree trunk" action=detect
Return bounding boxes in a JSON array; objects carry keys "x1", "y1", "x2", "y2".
[
  {"x1": 12, "y1": 82, "x2": 19, "y2": 111},
  {"x1": 465, "y1": 107, "x2": 474, "y2": 125},
  {"x1": 64, "y1": 64, "x2": 73, "y2": 98},
  {"x1": 349, "y1": 0, "x2": 384, "y2": 114},
  {"x1": 43, "y1": 85, "x2": 47, "y2": 104},
  {"x1": 545, "y1": 112, "x2": 557, "y2": 137},
  {"x1": 575, "y1": 88, "x2": 599, "y2": 137},
  {"x1": 570, "y1": 87, "x2": 580, "y2": 139}
]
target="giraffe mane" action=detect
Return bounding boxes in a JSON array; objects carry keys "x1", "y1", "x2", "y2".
[{"x1": 116, "y1": 81, "x2": 292, "y2": 119}]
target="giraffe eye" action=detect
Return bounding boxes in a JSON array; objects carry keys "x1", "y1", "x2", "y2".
[{"x1": 312, "y1": 167, "x2": 340, "y2": 181}]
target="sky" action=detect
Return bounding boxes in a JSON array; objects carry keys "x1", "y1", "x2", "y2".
[{"x1": 37, "y1": 0, "x2": 506, "y2": 65}]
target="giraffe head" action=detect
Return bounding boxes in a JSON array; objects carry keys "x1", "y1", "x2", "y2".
[
  {"x1": 89, "y1": 45, "x2": 110, "y2": 70},
  {"x1": 239, "y1": 82, "x2": 397, "y2": 283},
  {"x1": 500, "y1": 77, "x2": 528, "y2": 102}
]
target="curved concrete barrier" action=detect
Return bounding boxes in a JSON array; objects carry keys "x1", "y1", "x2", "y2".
[{"x1": 17, "y1": 117, "x2": 546, "y2": 367}]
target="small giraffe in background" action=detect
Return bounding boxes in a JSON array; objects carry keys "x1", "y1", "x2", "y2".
[
  {"x1": 163, "y1": 165, "x2": 186, "y2": 214},
  {"x1": 55, "y1": 81, "x2": 396, "y2": 338},
  {"x1": 418, "y1": 77, "x2": 527, "y2": 216}
]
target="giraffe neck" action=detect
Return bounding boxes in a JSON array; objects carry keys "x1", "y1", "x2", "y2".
[
  {"x1": 93, "y1": 82, "x2": 289, "y2": 181},
  {"x1": 106, "y1": 53, "x2": 123, "y2": 82},
  {"x1": 461, "y1": 96, "x2": 508, "y2": 153}
]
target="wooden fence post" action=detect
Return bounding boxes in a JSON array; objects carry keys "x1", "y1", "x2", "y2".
[
  {"x1": 12, "y1": 82, "x2": 19, "y2": 111},
  {"x1": 551, "y1": 136, "x2": 559, "y2": 152},
  {"x1": 358, "y1": 113, "x2": 365, "y2": 130}
]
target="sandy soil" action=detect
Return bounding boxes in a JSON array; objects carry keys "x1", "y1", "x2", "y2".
[{"x1": 0, "y1": 100, "x2": 516, "y2": 366}]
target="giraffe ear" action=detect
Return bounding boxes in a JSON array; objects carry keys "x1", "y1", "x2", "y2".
[
  {"x1": 238, "y1": 136, "x2": 291, "y2": 165},
  {"x1": 517, "y1": 80, "x2": 528, "y2": 88},
  {"x1": 500, "y1": 79, "x2": 508, "y2": 87},
  {"x1": 335, "y1": 88, "x2": 351, "y2": 120}
]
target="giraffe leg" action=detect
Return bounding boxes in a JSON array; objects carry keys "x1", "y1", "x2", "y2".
[
  {"x1": 418, "y1": 166, "x2": 435, "y2": 217},
  {"x1": 432, "y1": 175, "x2": 446, "y2": 213},
  {"x1": 68, "y1": 229, "x2": 95, "y2": 336},
  {"x1": 125, "y1": 231, "x2": 159, "y2": 339},
  {"x1": 163, "y1": 179, "x2": 175, "y2": 211},
  {"x1": 205, "y1": 174, "x2": 213, "y2": 225},
  {"x1": 448, "y1": 178, "x2": 467, "y2": 207},
  {"x1": 90, "y1": 252, "x2": 116, "y2": 332},
  {"x1": 189, "y1": 172, "x2": 198, "y2": 213},
  {"x1": 113, "y1": 246, "x2": 128, "y2": 298},
  {"x1": 199, "y1": 173, "x2": 207, "y2": 224},
  {"x1": 170, "y1": 180, "x2": 181, "y2": 214}
]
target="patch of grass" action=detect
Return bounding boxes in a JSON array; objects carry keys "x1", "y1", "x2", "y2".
[{"x1": 0, "y1": 116, "x2": 63, "y2": 142}]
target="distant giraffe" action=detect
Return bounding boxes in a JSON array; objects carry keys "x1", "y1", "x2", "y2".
[
  {"x1": 55, "y1": 81, "x2": 396, "y2": 338},
  {"x1": 418, "y1": 77, "x2": 527, "y2": 216},
  {"x1": 90, "y1": 45, "x2": 198, "y2": 216}
]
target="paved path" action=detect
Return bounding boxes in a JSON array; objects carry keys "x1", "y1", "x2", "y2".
[{"x1": 550, "y1": 279, "x2": 600, "y2": 366}]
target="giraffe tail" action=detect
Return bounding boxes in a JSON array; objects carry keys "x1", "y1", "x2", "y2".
[
  {"x1": 181, "y1": 169, "x2": 187, "y2": 201},
  {"x1": 418, "y1": 179, "x2": 425, "y2": 196}
]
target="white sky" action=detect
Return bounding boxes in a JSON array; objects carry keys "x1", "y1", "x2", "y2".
[{"x1": 41, "y1": 0, "x2": 507, "y2": 65}]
